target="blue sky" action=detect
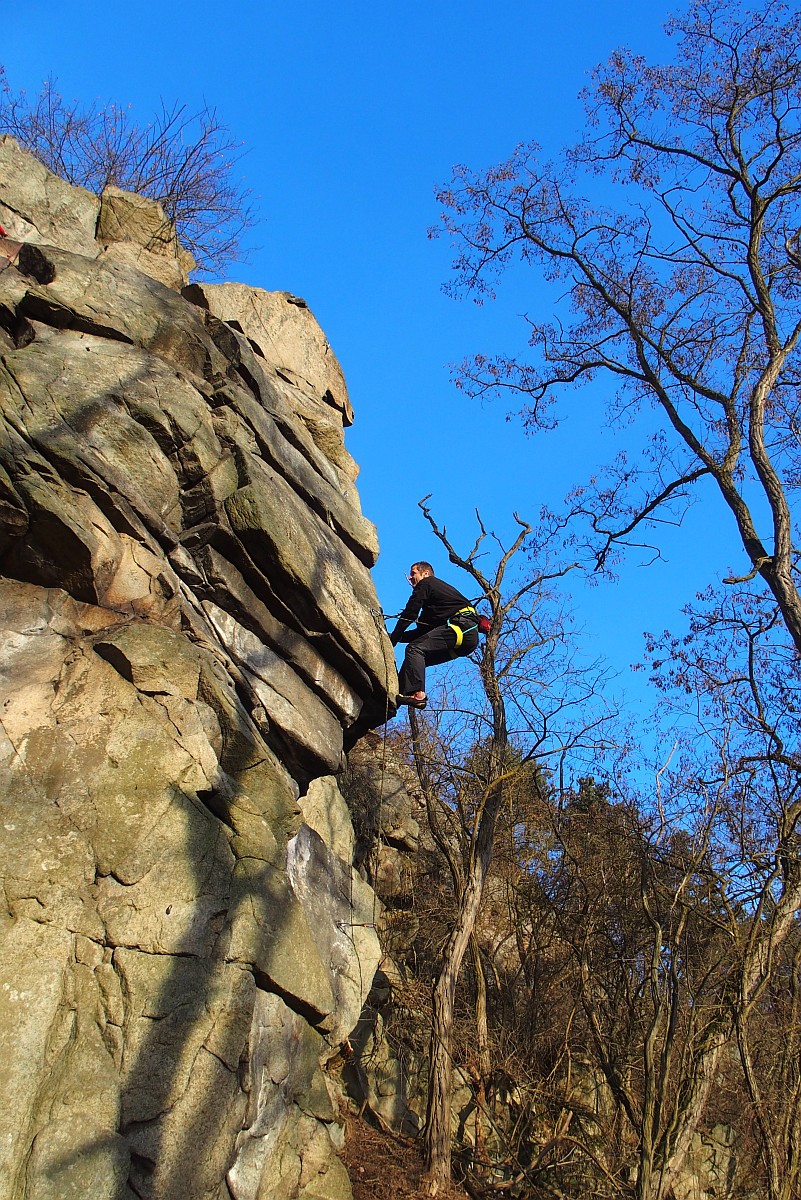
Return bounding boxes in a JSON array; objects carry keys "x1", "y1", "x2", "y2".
[{"x1": 4, "y1": 1, "x2": 748, "y2": 730}]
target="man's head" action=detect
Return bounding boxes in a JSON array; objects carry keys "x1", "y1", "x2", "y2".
[{"x1": 408, "y1": 561, "x2": 433, "y2": 586}]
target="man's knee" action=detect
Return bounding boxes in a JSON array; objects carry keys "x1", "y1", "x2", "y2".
[{"x1": 404, "y1": 641, "x2": 426, "y2": 662}]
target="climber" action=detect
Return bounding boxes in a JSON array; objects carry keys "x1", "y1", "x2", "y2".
[{"x1": 389, "y1": 561, "x2": 479, "y2": 709}]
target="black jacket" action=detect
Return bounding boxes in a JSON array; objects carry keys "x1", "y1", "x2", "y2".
[{"x1": 390, "y1": 576, "x2": 472, "y2": 645}]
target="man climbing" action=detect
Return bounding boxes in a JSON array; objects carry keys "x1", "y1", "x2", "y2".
[{"x1": 390, "y1": 561, "x2": 479, "y2": 709}]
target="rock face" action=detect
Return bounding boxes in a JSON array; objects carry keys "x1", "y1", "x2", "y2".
[
  {"x1": 338, "y1": 736, "x2": 426, "y2": 1137},
  {"x1": 0, "y1": 138, "x2": 398, "y2": 1200}
]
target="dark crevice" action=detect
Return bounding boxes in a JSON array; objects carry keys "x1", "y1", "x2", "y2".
[
  {"x1": 93, "y1": 642, "x2": 134, "y2": 684},
  {"x1": 195, "y1": 788, "x2": 236, "y2": 832},
  {"x1": 383, "y1": 833, "x2": 417, "y2": 854},
  {"x1": 18, "y1": 292, "x2": 135, "y2": 344},
  {"x1": 0, "y1": 307, "x2": 36, "y2": 349},
  {"x1": 251, "y1": 967, "x2": 331, "y2": 1030},
  {"x1": 17, "y1": 242, "x2": 57, "y2": 284},
  {"x1": 181, "y1": 283, "x2": 209, "y2": 311}
]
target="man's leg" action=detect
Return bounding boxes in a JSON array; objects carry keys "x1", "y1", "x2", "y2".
[{"x1": 399, "y1": 627, "x2": 454, "y2": 695}]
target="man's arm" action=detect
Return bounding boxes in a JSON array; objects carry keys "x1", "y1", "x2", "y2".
[{"x1": 389, "y1": 582, "x2": 426, "y2": 645}]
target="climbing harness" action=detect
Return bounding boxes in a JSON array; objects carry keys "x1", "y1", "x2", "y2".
[{"x1": 447, "y1": 605, "x2": 479, "y2": 650}]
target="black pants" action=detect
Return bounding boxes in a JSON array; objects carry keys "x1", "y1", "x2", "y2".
[{"x1": 398, "y1": 624, "x2": 479, "y2": 694}]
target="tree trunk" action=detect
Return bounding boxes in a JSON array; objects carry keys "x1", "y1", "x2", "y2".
[
  {"x1": 424, "y1": 864, "x2": 494, "y2": 1190},
  {"x1": 471, "y1": 933, "x2": 492, "y2": 1082},
  {"x1": 471, "y1": 934, "x2": 490, "y2": 1180}
]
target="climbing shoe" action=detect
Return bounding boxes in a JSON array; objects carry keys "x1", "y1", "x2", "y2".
[{"x1": 396, "y1": 691, "x2": 427, "y2": 709}]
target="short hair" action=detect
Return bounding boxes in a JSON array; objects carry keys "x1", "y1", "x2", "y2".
[{"x1": 412, "y1": 561, "x2": 434, "y2": 576}]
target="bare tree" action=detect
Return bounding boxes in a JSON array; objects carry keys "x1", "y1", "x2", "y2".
[
  {"x1": 403, "y1": 499, "x2": 612, "y2": 1193},
  {"x1": 505, "y1": 678, "x2": 801, "y2": 1200},
  {"x1": 377, "y1": 566, "x2": 801, "y2": 1198},
  {"x1": 431, "y1": 18, "x2": 801, "y2": 1176},
  {"x1": 435, "y1": 0, "x2": 801, "y2": 650},
  {"x1": 0, "y1": 67, "x2": 254, "y2": 273},
  {"x1": 642, "y1": 583, "x2": 801, "y2": 1200}
]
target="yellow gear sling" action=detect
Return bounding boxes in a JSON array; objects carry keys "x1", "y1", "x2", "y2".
[{"x1": 447, "y1": 606, "x2": 478, "y2": 649}]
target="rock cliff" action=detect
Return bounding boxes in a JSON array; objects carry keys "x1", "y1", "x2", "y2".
[{"x1": 0, "y1": 136, "x2": 399, "y2": 1200}]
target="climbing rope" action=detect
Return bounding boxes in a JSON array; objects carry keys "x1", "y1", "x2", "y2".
[
  {"x1": 327, "y1": 608, "x2": 396, "y2": 1068},
  {"x1": 368, "y1": 606, "x2": 397, "y2": 928}
]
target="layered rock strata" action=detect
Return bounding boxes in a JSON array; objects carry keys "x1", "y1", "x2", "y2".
[{"x1": 0, "y1": 137, "x2": 398, "y2": 1200}]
